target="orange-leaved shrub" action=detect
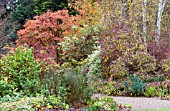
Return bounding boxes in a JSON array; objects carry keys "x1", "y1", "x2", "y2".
[{"x1": 16, "y1": 10, "x2": 79, "y2": 64}]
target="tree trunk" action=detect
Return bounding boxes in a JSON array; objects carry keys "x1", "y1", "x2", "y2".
[
  {"x1": 156, "y1": 0, "x2": 167, "y2": 43},
  {"x1": 142, "y1": 0, "x2": 147, "y2": 50}
]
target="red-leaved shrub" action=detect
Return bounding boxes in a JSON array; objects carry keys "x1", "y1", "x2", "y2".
[{"x1": 17, "y1": 10, "x2": 79, "y2": 64}]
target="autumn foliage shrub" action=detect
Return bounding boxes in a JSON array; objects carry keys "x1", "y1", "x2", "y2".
[
  {"x1": 17, "y1": 10, "x2": 79, "y2": 64},
  {"x1": 147, "y1": 38, "x2": 170, "y2": 73},
  {"x1": 99, "y1": 23, "x2": 126, "y2": 77},
  {"x1": 99, "y1": 22, "x2": 130, "y2": 77},
  {"x1": 147, "y1": 38, "x2": 170, "y2": 62},
  {"x1": 99, "y1": 22, "x2": 156, "y2": 79},
  {"x1": 72, "y1": 0, "x2": 101, "y2": 26}
]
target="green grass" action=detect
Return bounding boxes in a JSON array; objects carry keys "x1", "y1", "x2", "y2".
[{"x1": 134, "y1": 108, "x2": 170, "y2": 111}]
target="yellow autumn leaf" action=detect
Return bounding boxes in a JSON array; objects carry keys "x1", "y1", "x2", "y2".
[
  {"x1": 46, "y1": 105, "x2": 53, "y2": 109},
  {"x1": 71, "y1": 59, "x2": 78, "y2": 64},
  {"x1": 3, "y1": 77, "x2": 8, "y2": 84},
  {"x1": 139, "y1": 45, "x2": 145, "y2": 50},
  {"x1": 129, "y1": 62, "x2": 133, "y2": 65},
  {"x1": 35, "y1": 104, "x2": 41, "y2": 108}
]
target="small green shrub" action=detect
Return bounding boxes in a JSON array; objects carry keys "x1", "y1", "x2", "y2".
[
  {"x1": 44, "y1": 96, "x2": 69, "y2": 110},
  {"x1": 60, "y1": 66, "x2": 93, "y2": 105},
  {"x1": 39, "y1": 61, "x2": 60, "y2": 96},
  {"x1": 40, "y1": 69, "x2": 69, "y2": 103},
  {"x1": 0, "y1": 45, "x2": 42, "y2": 95},
  {"x1": 144, "y1": 86, "x2": 156, "y2": 97},
  {"x1": 127, "y1": 74, "x2": 146, "y2": 96},
  {"x1": 40, "y1": 65, "x2": 94, "y2": 108},
  {"x1": 158, "y1": 89, "x2": 168, "y2": 99}
]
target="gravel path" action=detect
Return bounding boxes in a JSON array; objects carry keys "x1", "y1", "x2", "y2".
[{"x1": 94, "y1": 94, "x2": 170, "y2": 110}]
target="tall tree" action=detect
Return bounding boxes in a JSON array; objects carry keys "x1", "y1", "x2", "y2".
[
  {"x1": 141, "y1": 0, "x2": 147, "y2": 49},
  {"x1": 11, "y1": 0, "x2": 35, "y2": 38},
  {"x1": 34, "y1": 0, "x2": 68, "y2": 15},
  {"x1": 12, "y1": 0, "x2": 35, "y2": 25},
  {"x1": 156, "y1": 0, "x2": 167, "y2": 43}
]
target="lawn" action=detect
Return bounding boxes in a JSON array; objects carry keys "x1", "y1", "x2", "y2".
[{"x1": 134, "y1": 108, "x2": 170, "y2": 111}]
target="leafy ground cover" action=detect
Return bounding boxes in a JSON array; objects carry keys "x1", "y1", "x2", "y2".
[{"x1": 0, "y1": 95, "x2": 131, "y2": 111}]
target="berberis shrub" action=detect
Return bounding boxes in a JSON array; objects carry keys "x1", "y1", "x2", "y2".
[{"x1": 0, "y1": 45, "x2": 42, "y2": 95}]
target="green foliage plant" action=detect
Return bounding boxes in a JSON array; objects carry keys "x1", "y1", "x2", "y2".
[
  {"x1": 60, "y1": 66, "x2": 93, "y2": 106},
  {"x1": 0, "y1": 95, "x2": 69, "y2": 111},
  {"x1": 0, "y1": 45, "x2": 42, "y2": 95},
  {"x1": 144, "y1": 86, "x2": 156, "y2": 97},
  {"x1": 144, "y1": 76, "x2": 164, "y2": 82},
  {"x1": 0, "y1": 96, "x2": 40, "y2": 111},
  {"x1": 59, "y1": 0, "x2": 103, "y2": 64},
  {"x1": 40, "y1": 70, "x2": 70, "y2": 103},
  {"x1": 158, "y1": 89, "x2": 167, "y2": 99},
  {"x1": 128, "y1": 74, "x2": 146, "y2": 96},
  {"x1": 39, "y1": 61, "x2": 60, "y2": 96},
  {"x1": 86, "y1": 96, "x2": 117, "y2": 111},
  {"x1": 0, "y1": 79, "x2": 14, "y2": 97},
  {"x1": 43, "y1": 96, "x2": 69, "y2": 110},
  {"x1": 40, "y1": 64, "x2": 94, "y2": 108}
]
